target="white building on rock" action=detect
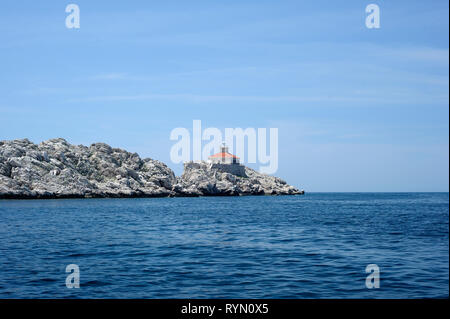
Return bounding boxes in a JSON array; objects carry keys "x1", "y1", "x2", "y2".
[{"x1": 208, "y1": 143, "x2": 240, "y2": 164}]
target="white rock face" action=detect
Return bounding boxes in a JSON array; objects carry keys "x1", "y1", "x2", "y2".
[
  {"x1": 0, "y1": 138, "x2": 175, "y2": 198},
  {"x1": 173, "y1": 162, "x2": 302, "y2": 196},
  {"x1": 0, "y1": 139, "x2": 302, "y2": 199}
]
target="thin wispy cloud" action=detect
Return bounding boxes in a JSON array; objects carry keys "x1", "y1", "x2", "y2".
[
  {"x1": 67, "y1": 92, "x2": 448, "y2": 105},
  {"x1": 89, "y1": 73, "x2": 130, "y2": 80},
  {"x1": 370, "y1": 46, "x2": 449, "y2": 65}
]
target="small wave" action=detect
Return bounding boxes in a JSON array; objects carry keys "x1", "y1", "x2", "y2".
[{"x1": 83, "y1": 280, "x2": 110, "y2": 287}]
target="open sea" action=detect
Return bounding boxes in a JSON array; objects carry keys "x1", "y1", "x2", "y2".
[{"x1": 0, "y1": 193, "x2": 448, "y2": 298}]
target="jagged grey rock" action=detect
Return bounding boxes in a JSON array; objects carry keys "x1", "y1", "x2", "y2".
[
  {"x1": 0, "y1": 138, "x2": 302, "y2": 199},
  {"x1": 173, "y1": 162, "x2": 302, "y2": 196},
  {"x1": 0, "y1": 138, "x2": 175, "y2": 199}
]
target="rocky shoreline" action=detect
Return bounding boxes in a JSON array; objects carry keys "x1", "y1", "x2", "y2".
[{"x1": 0, "y1": 138, "x2": 303, "y2": 199}]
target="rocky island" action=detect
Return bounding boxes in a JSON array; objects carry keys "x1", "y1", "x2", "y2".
[{"x1": 0, "y1": 138, "x2": 302, "y2": 199}]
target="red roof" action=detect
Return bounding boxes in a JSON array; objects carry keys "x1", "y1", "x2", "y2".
[{"x1": 209, "y1": 152, "x2": 239, "y2": 159}]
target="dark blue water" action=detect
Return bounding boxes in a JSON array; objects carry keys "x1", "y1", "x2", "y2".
[{"x1": 0, "y1": 193, "x2": 448, "y2": 298}]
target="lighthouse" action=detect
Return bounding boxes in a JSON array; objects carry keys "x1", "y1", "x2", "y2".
[{"x1": 208, "y1": 143, "x2": 240, "y2": 164}]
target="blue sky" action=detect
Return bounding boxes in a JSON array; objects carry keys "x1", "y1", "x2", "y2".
[{"x1": 0, "y1": 0, "x2": 448, "y2": 191}]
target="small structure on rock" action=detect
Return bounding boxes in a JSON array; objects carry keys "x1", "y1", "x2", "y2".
[
  {"x1": 208, "y1": 143, "x2": 240, "y2": 164},
  {"x1": 201, "y1": 143, "x2": 247, "y2": 177}
]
